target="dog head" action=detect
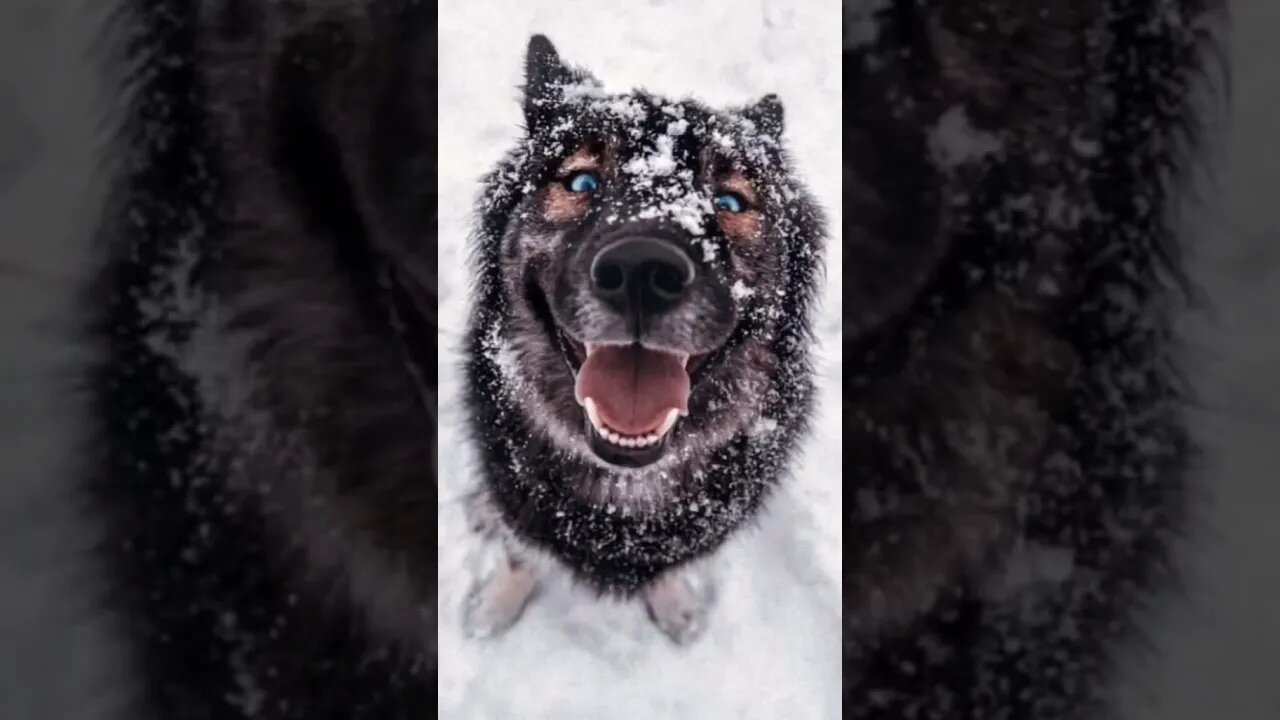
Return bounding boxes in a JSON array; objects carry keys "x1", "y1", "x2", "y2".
[{"x1": 472, "y1": 35, "x2": 823, "y2": 472}]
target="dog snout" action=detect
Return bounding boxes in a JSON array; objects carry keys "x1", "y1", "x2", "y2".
[{"x1": 590, "y1": 236, "x2": 696, "y2": 318}]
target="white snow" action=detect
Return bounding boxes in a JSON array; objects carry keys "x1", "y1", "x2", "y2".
[
  {"x1": 438, "y1": 2, "x2": 842, "y2": 718},
  {"x1": 928, "y1": 105, "x2": 1004, "y2": 170},
  {"x1": 731, "y1": 279, "x2": 757, "y2": 301}
]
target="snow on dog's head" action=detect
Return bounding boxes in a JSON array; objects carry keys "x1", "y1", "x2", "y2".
[{"x1": 467, "y1": 35, "x2": 824, "y2": 493}]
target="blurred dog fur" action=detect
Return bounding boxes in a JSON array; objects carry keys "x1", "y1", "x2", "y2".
[
  {"x1": 87, "y1": 2, "x2": 438, "y2": 717},
  {"x1": 840, "y1": 1, "x2": 1223, "y2": 717}
]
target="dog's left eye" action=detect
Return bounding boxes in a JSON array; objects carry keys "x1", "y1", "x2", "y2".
[
  {"x1": 713, "y1": 192, "x2": 746, "y2": 213},
  {"x1": 566, "y1": 171, "x2": 601, "y2": 194}
]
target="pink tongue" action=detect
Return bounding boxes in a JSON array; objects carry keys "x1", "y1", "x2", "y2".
[{"x1": 574, "y1": 345, "x2": 690, "y2": 435}]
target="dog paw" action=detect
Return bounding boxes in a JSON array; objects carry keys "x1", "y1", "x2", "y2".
[
  {"x1": 462, "y1": 560, "x2": 537, "y2": 639},
  {"x1": 643, "y1": 571, "x2": 716, "y2": 646}
]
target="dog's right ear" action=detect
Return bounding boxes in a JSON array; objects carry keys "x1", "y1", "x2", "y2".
[
  {"x1": 523, "y1": 35, "x2": 575, "y2": 133},
  {"x1": 742, "y1": 94, "x2": 785, "y2": 141}
]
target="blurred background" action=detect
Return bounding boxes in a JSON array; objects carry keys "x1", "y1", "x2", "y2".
[
  {"x1": 0, "y1": 2, "x2": 123, "y2": 719},
  {"x1": 0, "y1": 1, "x2": 1275, "y2": 718}
]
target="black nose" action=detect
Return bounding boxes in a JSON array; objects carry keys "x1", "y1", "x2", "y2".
[{"x1": 590, "y1": 236, "x2": 696, "y2": 318}]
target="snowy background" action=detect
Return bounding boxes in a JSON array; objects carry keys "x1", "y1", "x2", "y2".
[
  {"x1": 0, "y1": 1, "x2": 1274, "y2": 719},
  {"x1": 436, "y1": 3, "x2": 843, "y2": 719}
]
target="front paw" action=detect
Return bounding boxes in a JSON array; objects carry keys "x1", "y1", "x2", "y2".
[
  {"x1": 643, "y1": 571, "x2": 716, "y2": 646},
  {"x1": 463, "y1": 559, "x2": 537, "y2": 639}
]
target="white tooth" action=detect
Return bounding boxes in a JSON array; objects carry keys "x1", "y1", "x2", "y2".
[
  {"x1": 585, "y1": 342, "x2": 600, "y2": 356},
  {"x1": 657, "y1": 408, "x2": 680, "y2": 436},
  {"x1": 584, "y1": 398, "x2": 603, "y2": 430},
  {"x1": 677, "y1": 353, "x2": 690, "y2": 368},
  {"x1": 623, "y1": 438, "x2": 637, "y2": 448}
]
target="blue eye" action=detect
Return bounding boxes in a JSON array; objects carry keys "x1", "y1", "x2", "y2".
[
  {"x1": 567, "y1": 171, "x2": 601, "y2": 194},
  {"x1": 714, "y1": 192, "x2": 746, "y2": 213}
]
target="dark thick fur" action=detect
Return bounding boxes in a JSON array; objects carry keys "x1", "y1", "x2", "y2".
[
  {"x1": 843, "y1": 1, "x2": 1222, "y2": 717},
  {"x1": 462, "y1": 39, "x2": 825, "y2": 594},
  {"x1": 86, "y1": 2, "x2": 436, "y2": 717}
]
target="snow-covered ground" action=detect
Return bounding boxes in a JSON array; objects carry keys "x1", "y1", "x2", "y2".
[
  {"x1": 436, "y1": 3, "x2": 843, "y2": 718},
  {"x1": 0, "y1": 2, "x2": 1277, "y2": 719}
]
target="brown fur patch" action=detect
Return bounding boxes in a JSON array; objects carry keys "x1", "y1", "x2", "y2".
[
  {"x1": 541, "y1": 148, "x2": 602, "y2": 223},
  {"x1": 559, "y1": 148, "x2": 600, "y2": 174},
  {"x1": 715, "y1": 172, "x2": 762, "y2": 241}
]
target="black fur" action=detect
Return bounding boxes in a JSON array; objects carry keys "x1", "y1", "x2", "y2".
[
  {"x1": 842, "y1": 0, "x2": 1222, "y2": 717},
  {"x1": 462, "y1": 37, "x2": 826, "y2": 594},
  {"x1": 85, "y1": 2, "x2": 436, "y2": 717}
]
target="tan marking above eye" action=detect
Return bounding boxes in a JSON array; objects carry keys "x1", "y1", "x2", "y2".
[{"x1": 558, "y1": 148, "x2": 601, "y2": 175}]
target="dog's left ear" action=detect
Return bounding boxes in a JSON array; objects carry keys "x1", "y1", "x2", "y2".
[
  {"x1": 742, "y1": 93, "x2": 784, "y2": 141},
  {"x1": 523, "y1": 34, "x2": 576, "y2": 134}
]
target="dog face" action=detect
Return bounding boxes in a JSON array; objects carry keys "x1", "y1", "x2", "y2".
[{"x1": 478, "y1": 36, "x2": 822, "y2": 471}]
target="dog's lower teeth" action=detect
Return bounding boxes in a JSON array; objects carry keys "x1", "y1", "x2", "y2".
[
  {"x1": 604, "y1": 431, "x2": 663, "y2": 448},
  {"x1": 583, "y1": 397, "x2": 683, "y2": 448}
]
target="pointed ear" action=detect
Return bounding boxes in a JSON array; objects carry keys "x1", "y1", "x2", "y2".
[
  {"x1": 742, "y1": 93, "x2": 784, "y2": 141},
  {"x1": 523, "y1": 35, "x2": 576, "y2": 132}
]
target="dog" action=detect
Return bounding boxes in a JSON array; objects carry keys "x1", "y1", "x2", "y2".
[
  {"x1": 459, "y1": 35, "x2": 826, "y2": 643},
  {"x1": 86, "y1": 2, "x2": 437, "y2": 717},
  {"x1": 841, "y1": 1, "x2": 1222, "y2": 718}
]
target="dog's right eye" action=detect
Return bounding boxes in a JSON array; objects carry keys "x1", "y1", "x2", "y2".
[{"x1": 565, "y1": 171, "x2": 601, "y2": 194}]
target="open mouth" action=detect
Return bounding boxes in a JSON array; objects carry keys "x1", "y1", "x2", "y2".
[
  {"x1": 527, "y1": 276, "x2": 717, "y2": 468},
  {"x1": 563, "y1": 337, "x2": 708, "y2": 468}
]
